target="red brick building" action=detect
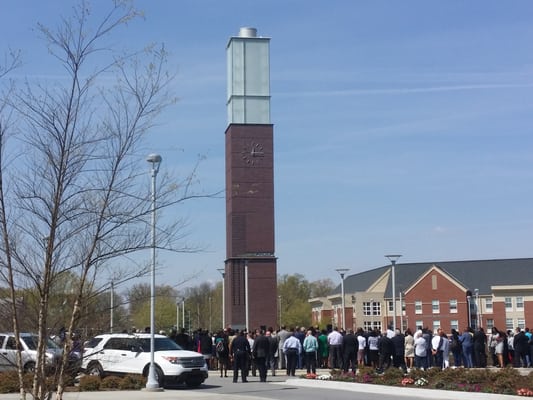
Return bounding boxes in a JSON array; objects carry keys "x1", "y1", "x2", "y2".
[{"x1": 310, "y1": 258, "x2": 533, "y2": 334}]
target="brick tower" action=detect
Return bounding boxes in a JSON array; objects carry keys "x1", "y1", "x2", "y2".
[{"x1": 224, "y1": 27, "x2": 277, "y2": 330}]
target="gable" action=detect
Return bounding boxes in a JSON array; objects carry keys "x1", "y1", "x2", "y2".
[{"x1": 404, "y1": 264, "x2": 467, "y2": 295}]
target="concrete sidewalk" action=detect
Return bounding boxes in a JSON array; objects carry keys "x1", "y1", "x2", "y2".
[{"x1": 0, "y1": 370, "x2": 524, "y2": 400}]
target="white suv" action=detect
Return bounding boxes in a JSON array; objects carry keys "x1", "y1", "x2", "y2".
[
  {"x1": 0, "y1": 333, "x2": 62, "y2": 373},
  {"x1": 81, "y1": 333, "x2": 208, "y2": 388}
]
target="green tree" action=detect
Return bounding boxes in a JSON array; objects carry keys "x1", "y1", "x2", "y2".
[{"x1": 277, "y1": 274, "x2": 313, "y2": 328}]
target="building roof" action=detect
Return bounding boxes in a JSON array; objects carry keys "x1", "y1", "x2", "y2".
[{"x1": 331, "y1": 258, "x2": 533, "y2": 297}]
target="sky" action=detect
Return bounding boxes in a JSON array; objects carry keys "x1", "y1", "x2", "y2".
[{"x1": 2, "y1": 0, "x2": 533, "y2": 292}]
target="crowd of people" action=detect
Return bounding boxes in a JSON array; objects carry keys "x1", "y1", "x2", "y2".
[{"x1": 161, "y1": 324, "x2": 533, "y2": 382}]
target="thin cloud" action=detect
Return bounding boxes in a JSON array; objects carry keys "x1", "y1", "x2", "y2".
[{"x1": 276, "y1": 83, "x2": 533, "y2": 97}]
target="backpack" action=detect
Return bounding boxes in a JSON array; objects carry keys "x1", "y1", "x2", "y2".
[
  {"x1": 450, "y1": 336, "x2": 459, "y2": 352},
  {"x1": 216, "y1": 339, "x2": 226, "y2": 354}
]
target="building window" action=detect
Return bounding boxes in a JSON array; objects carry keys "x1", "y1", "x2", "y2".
[
  {"x1": 449, "y1": 299, "x2": 457, "y2": 313},
  {"x1": 516, "y1": 296, "x2": 524, "y2": 310},
  {"x1": 505, "y1": 297, "x2": 513, "y2": 311},
  {"x1": 415, "y1": 300, "x2": 422, "y2": 314},
  {"x1": 506, "y1": 318, "x2": 514, "y2": 331},
  {"x1": 486, "y1": 318, "x2": 494, "y2": 330},
  {"x1": 432, "y1": 300, "x2": 440, "y2": 314},
  {"x1": 373, "y1": 302, "x2": 381, "y2": 316},
  {"x1": 363, "y1": 321, "x2": 372, "y2": 331},
  {"x1": 485, "y1": 297, "x2": 493, "y2": 313},
  {"x1": 415, "y1": 320, "x2": 423, "y2": 330},
  {"x1": 450, "y1": 320, "x2": 459, "y2": 331},
  {"x1": 433, "y1": 320, "x2": 440, "y2": 333},
  {"x1": 363, "y1": 302, "x2": 372, "y2": 316},
  {"x1": 518, "y1": 318, "x2": 525, "y2": 329},
  {"x1": 388, "y1": 301, "x2": 394, "y2": 312}
]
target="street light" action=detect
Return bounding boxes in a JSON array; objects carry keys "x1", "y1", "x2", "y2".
[
  {"x1": 335, "y1": 268, "x2": 350, "y2": 330},
  {"x1": 278, "y1": 295, "x2": 282, "y2": 327},
  {"x1": 217, "y1": 268, "x2": 225, "y2": 329},
  {"x1": 145, "y1": 153, "x2": 162, "y2": 391},
  {"x1": 474, "y1": 288, "x2": 480, "y2": 329},
  {"x1": 110, "y1": 280, "x2": 114, "y2": 333},
  {"x1": 245, "y1": 260, "x2": 249, "y2": 331},
  {"x1": 385, "y1": 254, "x2": 402, "y2": 332},
  {"x1": 370, "y1": 298, "x2": 374, "y2": 330}
]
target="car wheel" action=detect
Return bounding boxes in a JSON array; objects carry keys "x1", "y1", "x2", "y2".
[
  {"x1": 24, "y1": 362, "x2": 36, "y2": 374},
  {"x1": 185, "y1": 377, "x2": 204, "y2": 388},
  {"x1": 154, "y1": 366, "x2": 165, "y2": 388},
  {"x1": 86, "y1": 362, "x2": 104, "y2": 378},
  {"x1": 144, "y1": 365, "x2": 165, "y2": 388}
]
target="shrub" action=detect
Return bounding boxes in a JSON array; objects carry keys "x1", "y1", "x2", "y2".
[
  {"x1": 78, "y1": 375, "x2": 101, "y2": 391},
  {"x1": 0, "y1": 371, "x2": 20, "y2": 393},
  {"x1": 119, "y1": 375, "x2": 146, "y2": 390},
  {"x1": 379, "y1": 367, "x2": 404, "y2": 386},
  {"x1": 100, "y1": 376, "x2": 123, "y2": 390}
]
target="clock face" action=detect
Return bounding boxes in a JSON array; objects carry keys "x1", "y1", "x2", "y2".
[{"x1": 242, "y1": 141, "x2": 265, "y2": 166}]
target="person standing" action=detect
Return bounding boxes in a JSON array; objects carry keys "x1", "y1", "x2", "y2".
[
  {"x1": 231, "y1": 331, "x2": 251, "y2": 383},
  {"x1": 391, "y1": 329, "x2": 406, "y2": 371},
  {"x1": 283, "y1": 332, "x2": 302, "y2": 376},
  {"x1": 460, "y1": 327, "x2": 474, "y2": 368},
  {"x1": 404, "y1": 328, "x2": 414, "y2": 371},
  {"x1": 215, "y1": 329, "x2": 229, "y2": 377},
  {"x1": 356, "y1": 328, "x2": 367, "y2": 367},
  {"x1": 318, "y1": 329, "x2": 329, "y2": 368},
  {"x1": 252, "y1": 329, "x2": 270, "y2": 382},
  {"x1": 303, "y1": 329, "x2": 319, "y2": 375},
  {"x1": 277, "y1": 326, "x2": 291, "y2": 370},
  {"x1": 342, "y1": 329, "x2": 359, "y2": 373},
  {"x1": 378, "y1": 331, "x2": 393, "y2": 372},
  {"x1": 327, "y1": 327, "x2": 343, "y2": 369},
  {"x1": 513, "y1": 327, "x2": 529, "y2": 367},
  {"x1": 473, "y1": 327, "x2": 487, "y2": 368},
  {"x1": 267, "y1": 328, "x2": 279, "y2": 376},
  {"x1": 431, "y1": 328, "x2": 445, "y2": 370},
  {"x1": 414, "y1": 330, "x2": 427, "y2": 370}
]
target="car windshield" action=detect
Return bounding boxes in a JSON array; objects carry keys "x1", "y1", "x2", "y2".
[
  {"x1": 22, "y1": 335, "x2": 59, "y2": 350},
  {"x1": 137, "y1": 337, "x2": 183, "y2": 352}
]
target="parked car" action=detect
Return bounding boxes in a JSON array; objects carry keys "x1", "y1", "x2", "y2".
[
  {"x1": 0, "y1": 333, "x2": 62, "y2": 373},
  {"x1": 81, "y1": 333, "x2": 208, "y2": 388}
]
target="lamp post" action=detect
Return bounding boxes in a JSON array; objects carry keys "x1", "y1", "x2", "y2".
[
  {"x1": 145, "y1": 153, "x2": 162, "y2": 391},
  {"x1": 335, "y1": 268, "x2": 349, "y2": 330},
  {"x1": 278, "y1": 295, "x2": 282, "y2": 327},
  {"x1": 370, "y1": 298, "x2": 374, "y2": 330},
  {"x1": 217, "y1": 268, "x2": 225, "y2": 329},
  {"x1": 245, "y1": 260, "x2": 249, "y2": 331},
  {"x1": 176, "y1": 298, "x2": 180, "y2": 329},
  {"x1": 110, "y1": 280, "x2": 114, "y2": 333},
  {"x1": 385, "y1": 254, "x2": 402, "y2": 332},
  {"x1": 474, "y1": 288, "x2": 480, "y2": 329},
  {"x1": 467, "y1": 295, "x2": 472, "y2": 329},
  {"x1": 209, "y1": 296, "x2": 212, "y2": 333}
]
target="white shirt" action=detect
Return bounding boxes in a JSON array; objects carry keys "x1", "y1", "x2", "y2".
[
  {"x1": 357, "y1": 335, "x2": 366, "y2": 349},
  {"x1": 327, "y1": 330, "x2": 343, "y2": 345}
]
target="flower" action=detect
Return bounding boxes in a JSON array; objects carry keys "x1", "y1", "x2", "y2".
[
  {"x1": 401, "y1": 377, "x2": 414, "y2": 386},
  {"x1": 306, "y1": 373, "x2": 317, "y2": 379},
  {"x1": 316, "y1": 374, "x2": 331, "y2": 380},
  {"x1": 414, "y1": 378, "x2": 428, "y2": 387},
  {"x1": 517, "y1": 388, "x2": 533, "y2": 397}
]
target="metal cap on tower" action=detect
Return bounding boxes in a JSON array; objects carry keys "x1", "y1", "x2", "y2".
[{"x1": 239, "y1": 27, "x2": 257, "y2": 38}]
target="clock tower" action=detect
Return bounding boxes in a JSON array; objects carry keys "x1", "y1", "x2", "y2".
[{"x1": 224, "y1": 27, "x2": 277, "y2": 330}]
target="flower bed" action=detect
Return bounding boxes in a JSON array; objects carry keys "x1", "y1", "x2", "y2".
[{"x1": 304, "y1": 367, "x2": 533, "y2": 397}]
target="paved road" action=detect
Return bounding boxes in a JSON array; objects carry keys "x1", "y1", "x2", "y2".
[{"x1": 0, "y1": 370, "x2": 524, "y2": 400}]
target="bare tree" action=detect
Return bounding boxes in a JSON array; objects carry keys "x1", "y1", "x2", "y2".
[{"x1": 0, "y1": 2, "x2": 212, "y2": 399}]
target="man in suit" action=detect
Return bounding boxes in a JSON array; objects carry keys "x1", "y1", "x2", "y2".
[{"x1": 231, "y1": 331, "x2": 251, "y2": 382}]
